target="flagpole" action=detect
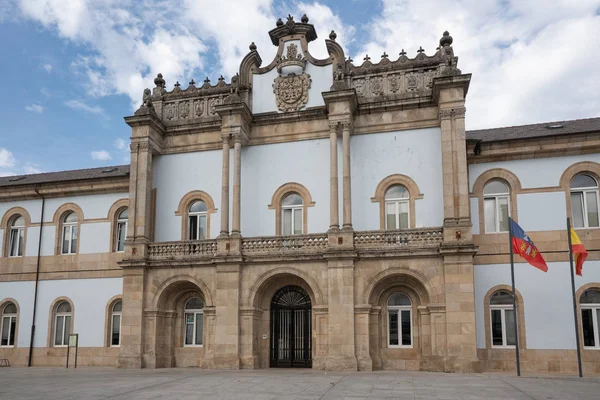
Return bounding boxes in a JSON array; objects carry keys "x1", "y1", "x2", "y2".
[
  {"x1": 508, "y1": 217, "x2": 521, "y2": 377},
  {"x1": 567, "y1": 217, "x2": 583, "y2": 378}
]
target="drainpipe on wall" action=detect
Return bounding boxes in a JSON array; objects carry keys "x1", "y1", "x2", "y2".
[{"x1": 28, "y1": 187, "x2": 44, "y2": 367}]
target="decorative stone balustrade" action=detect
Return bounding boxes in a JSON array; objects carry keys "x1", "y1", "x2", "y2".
[
  {"x1": 354, "y1": 228, "x2": 443, "y2": 249},
  {"x1": 242, "y1": 233, "x2": 328, "y2": 254},
  {"x1": 147, "y1": 240, "x2": 217, "y2": 259}
]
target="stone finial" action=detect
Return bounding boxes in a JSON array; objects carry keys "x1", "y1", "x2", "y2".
[
  {"x1": 218, "y1": 75, "x2": 224, "y2": 82},
  {"x1": 249, "y1": 42, "x2": 257, "y2": 51},
  {"x1": 204, "y1": 76, "x2": 210, "y2": 84},
  {"x1": 287, "y1": 14, "x2": 294, "y2": 23},
  {"x1": 417, "y1": 46, "x2": 425, "y2": 54},
  {"x1": 363, "y1": 54, "x2": 371, "y2": 62},
  {"x1": 347, "y1": 56, "x2": 353, "y2": 63},
  {"x1": 381, "y1": 52, "x2": 388, "y2": 59},
  {"x1": 276, "y1": 18, "x2": 283, "y2": 26},
  {"x1": 142, "y1": 88, "x2": 152, "y2": 107},
  {"x1": 174, "y1": 81, "x2": 181, "y2": 87},
  {"x1": 440, "y1": 30, "x2": 453, "y2": 47},
  {"x1": 399, "y1": 49, "x2": 406, "y2": 56},
  {"x1": 154, "y1": 73, "x2": 165, "y2": 88},
  {"x1": 329, "y1": 30, "x2": 337, "y2": 41},
  {"x1": 189, "y1": 78, "x2": 195, "y2": 85},
  {"x1": 301, "y1": 14, "x2": 309, "y2": 23}
]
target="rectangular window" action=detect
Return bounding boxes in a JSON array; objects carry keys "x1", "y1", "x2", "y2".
[
  {"x1": 282, "y1": 209, "x2": 292, "y2": 235},
  {"x1": 582, "y1": 309, "x2": 595, "y2": 347},
  {"x1": 116, "y1": 222, "x2": 127, "y2": 252},
  {"x1": 586, "y1": 191, "x2": 599, "y2": 227},
  {"x1": 504, "y1": 309, "x2": 516, "y2": 346},
  {"x1": 388, "y1": 311, "x2": 398, "y2": 346},
  {"x1": 54, "y1": 316, "x2": 64, "y2": 346},
  {"x1": 484, "y1": 198, "x2": 497, "y2": 233},
  {"x1": 293, "y1": 209, "x2": 302, "y2": 234},
  {"x1": 199, "y1": 215, "x2": 207, "y2": 240},
  {"x1": 195, "y1": 314, "x2": 203, "y2": 345},
  {"x1": 491, "y1": 309, "x2": 503, "y2": 346},
  {"x1": 185, "y1": 313, "x2": 194, "y2": 345},
  {"x1": 64, "y1": 315, "x2": 71, "y2": 345},
  {"x1": 400, "y1": 310, "x2": 411, "y2": 346},
  {"x1": 399, "y1": 202, "x2": 409, "y2": 229},
  {"x1": 572, "y1": 193, "x2": 585, "y2": 228},
  {"x1": 1, "y1": 316, "x2": 15, "y2": 346},
  {"x1": 386, "y1": 203, "x2": 396, "y2": 230},
  {"x1": 9, "y1": 228, "x2": 23, "y2": 257},
  {"x1": 189, "y1": 216, "x2": 198, "y2": 240},
  {"x1": 111, "y1": 314, "x2": 121, "y2": 346},
  {"x1": 498, "y1": 197, "x2": 509, "y2": 232}
]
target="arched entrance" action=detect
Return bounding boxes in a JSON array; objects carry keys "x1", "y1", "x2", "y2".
[{"x1": 270, "y1": 285, "x2": 312, "y2": 368}]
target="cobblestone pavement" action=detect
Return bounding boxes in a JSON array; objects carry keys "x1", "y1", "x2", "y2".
[{"x1": 0, "y1": 368, "x2": 599, "y2": 399}]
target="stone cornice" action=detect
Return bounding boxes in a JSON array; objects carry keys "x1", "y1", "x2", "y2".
[
  {"x1": 432, "y1": 73, "x2": 471, "y2": 102},
  {"x1": 124, "y1": 112, "x2": 165, "y2": 133},
  {"x1": 322, "y1": 88, "x2": 358, "y2": 116}
]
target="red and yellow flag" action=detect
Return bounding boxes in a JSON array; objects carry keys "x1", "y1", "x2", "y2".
[{"x1": 570, "y1": 228, "x2": 588, "y2": 276}]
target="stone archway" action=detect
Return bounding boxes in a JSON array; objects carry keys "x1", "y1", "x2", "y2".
[{"x1": 148, "y1": 278, "x2": 211, "y2": 368}]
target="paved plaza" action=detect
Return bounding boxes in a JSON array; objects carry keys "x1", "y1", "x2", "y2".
[{"x1": 0, "y1": 368, "x2": 599, "y2": 399}]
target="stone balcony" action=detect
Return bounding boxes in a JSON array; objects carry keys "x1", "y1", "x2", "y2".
[{"x1": 145, "y1": 227, "x2": 444, "y2": 265}]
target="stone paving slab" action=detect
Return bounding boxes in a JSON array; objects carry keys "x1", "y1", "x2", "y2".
[{"x1": 0, "y1": 368, "x2": 599, "y2": 400}]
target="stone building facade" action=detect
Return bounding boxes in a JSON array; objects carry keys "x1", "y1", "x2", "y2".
[{"x1": 1, "y1": 16, "x2": 600, "y2": 374}]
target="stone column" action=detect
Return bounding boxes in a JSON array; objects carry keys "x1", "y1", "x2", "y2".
[
  {"x1": 368, "y1": 307, "x2": 382, "y2": 370},
  {"x1": 326, "y1": 259, "x2": 357, "y2": 370},
  {"x1": 214, "y1": 264, "x2": 241, "y2": 369},
  {"x1": 232, "y1": 134, "x2": 242, "y2": 236},
  {"x1": 329, "y1": 122, "x2": 340, "y2": 231},
  {"x1": 354, "y1": 305, "x2": 372, "y2": 371},
  {"x1": 342, "y1": 122, "x2": 352, "y2": 229},
  {"x1": 220, "y1": 134, "x2": 231, "y2": 236}
]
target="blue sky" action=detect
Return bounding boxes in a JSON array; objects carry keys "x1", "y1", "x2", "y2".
[{"x1": 1, "y1": 0, "x2": 599, "y2": 176}]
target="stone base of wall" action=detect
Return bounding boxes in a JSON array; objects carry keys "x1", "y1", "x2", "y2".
[
  {"x1": 478, "y1": 348, "x2": 600, "y2": 375},
  {"x1": 0, "y1": 347, "x2": 120, "y2": 367}
]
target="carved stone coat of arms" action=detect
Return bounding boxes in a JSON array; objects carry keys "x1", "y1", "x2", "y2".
[{"x1": 273, "y1": 73, "x2": 311, "y2": 112}]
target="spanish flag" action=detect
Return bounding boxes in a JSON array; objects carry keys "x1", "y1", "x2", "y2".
[{"x1": 570, "y1": 228, "x2": 588, "y2": 276}]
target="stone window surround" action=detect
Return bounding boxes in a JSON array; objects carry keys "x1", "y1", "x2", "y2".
[
  {"x1": 575, "y1": 283, "x2": 600, "y2": 351},
  {"x1": 268, "y1": 182, "x2": 315, "y2": 236},
  {"x1": 0, "y1": 297, "x2": 20, "y2": 348},
  {"x1": 107, "y1": 199, "x2": 129, "y2": 253},
  {"x1": 104, "y1": 295, "x2": 123, "y2": 347},
  {"x1": 371, "y1": 174, "x2": 422, "y2": 230},
  {"x1": 174, "y1": 191, "x2": 217, "y2": 240},
  {"x1": 175, "y1": 291, "x2": 206, "y2": 348},
  {"x1": 52, "y1": 203, "x2": 84, "y2": 255},
  {"x1": 1, "y1": 207, "x2": 31, "y2": 258},
  {"x1": 47, "y1": 296, "x2": 75, "y2": 348},
  {"x1": 471, "y1": 169, "x2": 521, "y2": 235},
  {"x1": 483, "y1": 285, "x2": 526, "y2": 351},
  {"x1": 559, "y1": 162, "x2": 600, "y2": 229},
  {"x1": 378, "y1": 285, "x2": 421, "y2": 353}
]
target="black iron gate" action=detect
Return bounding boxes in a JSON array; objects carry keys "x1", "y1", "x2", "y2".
[{"x1": 270, "y1": 285, "x2": 312, "y2": 368}]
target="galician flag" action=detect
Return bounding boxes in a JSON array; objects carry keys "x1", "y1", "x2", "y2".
[
  {"x1": 570, "y1": 228, "x2": 588, "y2": 276},
  {"x1": 509, "y1": 219, "x2": 548, "y2": 272}
]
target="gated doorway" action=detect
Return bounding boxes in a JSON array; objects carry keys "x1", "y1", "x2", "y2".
[{"x1": 270, "y1": 285, "x2": 312, "y2": 368}]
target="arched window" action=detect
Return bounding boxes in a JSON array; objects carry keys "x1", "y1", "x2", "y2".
[
  {"x1": 570, "y1": 174, "x2": 600, "y2": 228},
  {"x1": 61, "y1": 212, "x2": 78, "y2": 254},
  {"x1": 385, "y1": 185, "x2": 409, "y2": 230},
  {"x1": 490, "y1": 291, "x2": 515, "y2": 348},
  {"x1": 387, "y1": 292, "x2": 412, "y2": 347},
  {"x1": 188, "y1": 201, "x2": 207, "y2": 240},
  {"x1": 110, "y1": 300, "x2": 122, "y2": 346},
  {"x1": 1, "y1": 302, "x2": 17, "y2": 347},
  {"x1": 282, "y1": 193, "x2": 303, "y2": 235},
  {"x1": 184, "y1": 297, "x2": 204, "y2": 346},
  {"x1": 53, "y1": 301, "x2": 72, "y2": 347},
  {"x1": 581, "y1": 289, "x2": 600, "y2": 348},
  {"x1": 484, "y1": 180, "x2": 510, "y2": 233},
  {"x1": 115, "y1": 209, "x2": 128, "y2": 252},
  {"x1": 8, "y1": 215, "x2": 25, "y2": 257}
]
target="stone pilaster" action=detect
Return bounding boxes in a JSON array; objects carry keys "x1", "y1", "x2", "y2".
[
  {"x1": 214, "y1": 264, "x2": 241, "y2": 369},
  {"x1": 117, "y1": 267, "x2": 145, "y2": 368},
  {"x1": 219, "y1": 134, "x2": 231, "y2": 237},
  {"x1": 329, "y1": 122, "x2": 339, "y2": 231},
  {"x1": 232, "y1": 134, "x2": 242, "y2": 236},
  {"x1": 341, "y1": 121, "x2": 353, "y2": 230},
  {"x1": 239, "y1": 307, "x2": 262, "y2": 369},
  {"x1": 326, "y1": 259, "x2": 357, "y2": 370},
  {"x1": 354, "y1": 305, "x2": 372, "y2": 371}
]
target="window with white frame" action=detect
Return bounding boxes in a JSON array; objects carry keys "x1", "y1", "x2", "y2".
[
  {"x1": 571, "y1": 174, "x2": 600, "y2": 228},
  {"x1": 484, "y1": 180, "x2": 510, "y2": 233},
  {"x1": 490, "y1": 291, "x2": 516, "y2": 348},
  {"x1": 110, "y1": 300, "x2": 122, "y2": 346},
  {"x1": 385, "y1": 185, "x2": 409, "y2": 230},
  {"x1": 1, "y1": 302, "x2": 17, "y2": 347},
  {"x1": 53, "y1": 301, "x2": 72, "y2": 347},
  {"x1": 9, "y1": 215, "x2": 25, "y2": 257},
  {"x1": 581, "y1": 289, "x2": 600, "y2": 348},
  {"x1": 387, "y1": 292, "x2": 412, "y2": 347},
  {"x1": 281, "y1": 193, "x2": 303, "y2": 235},
  {"x1": 188, "y1": 201, "x2": 207, "y2": 240},
  {"x1": 184, "y1": 297, "x2": 204, "y2": 346},
  {"x1": 61, "y1": 212, "x2": 78, "y2": 254},
  {"x1": 115, "y1": 209, "x2": 128, "y2": 252}
]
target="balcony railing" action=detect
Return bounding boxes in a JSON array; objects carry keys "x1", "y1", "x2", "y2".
[
  {"x1": 354, "y1": 228, "x2": 443, "y2": 249},
  {"x1": 242, "y1": 233, "x2": 328, "y2": 254},
  {"x1": 147, "y1": 240, "x2": 217, "y2": 259}
]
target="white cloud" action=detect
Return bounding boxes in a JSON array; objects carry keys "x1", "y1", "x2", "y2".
[
  {"x1": 23, "y1": 162, "x2": 42, "y2": 174},
  {"x1": 25, "y1": 104, "x2": 44, "y2": 113},
  {"x1": 0, "y1": 148, "x2": 16, "y2": 168},
  {"x1": 91, "y1": 150, "x2": 112, "y2": 161},
  {"x1": 40, "y1": 87, "x2": 50, "y2": 97},
  {"x1": 65, "y1": 99, "x2": 107, "y2": 118},
  {"x1": 114, "y1": 138, "x2": 127, "y2": 150},
  {"x1": 114, "y1": 138, "x2": 130, "y2": 163},
  {"x1": 42, "y1": 63, "x2": 53, "y2": 73}
]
